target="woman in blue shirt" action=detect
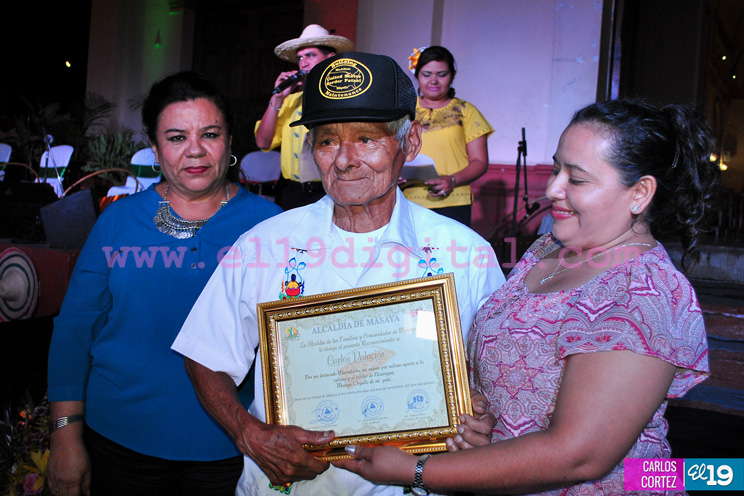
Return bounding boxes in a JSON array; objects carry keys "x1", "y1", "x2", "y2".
[{"x1": 46, "y1": 71, "x2": 282, "y2": 496}]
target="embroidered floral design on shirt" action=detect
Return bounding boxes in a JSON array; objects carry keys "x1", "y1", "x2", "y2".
[
  {"x1": 419, "y1": 244, "x2": 444, "y2": 277},
  {"x1": 279, "y1": 257, "x2": 306, "y2": 299},
  {"x1": 416, "y1": 103, "x2": 465, "y2": 133},
  {"x1": 269, "y1": 482, "x2": 292, "y2": 493}
]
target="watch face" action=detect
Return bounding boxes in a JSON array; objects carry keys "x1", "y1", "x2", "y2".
[{"x1": 411, "y1": 487, "x2": 428, "y2": 496}]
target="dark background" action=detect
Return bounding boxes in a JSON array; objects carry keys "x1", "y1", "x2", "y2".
[{"x1": 1, "y1": 3, "x2": 92, "y2": 123}]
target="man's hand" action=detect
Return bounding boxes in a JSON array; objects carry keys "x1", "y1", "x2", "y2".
[
  {"x1": 184, "y1": 358, "x2": 334, "y2": 484},
  {"x1": 237, "y1": 421, "x2": 334, "y2": 484},
  {"x1": 256, "y1": 70, "x2": 300, "y2": 149},
  {"x1": 272, "y1": 70, "x2": 302, "y2": 99}
]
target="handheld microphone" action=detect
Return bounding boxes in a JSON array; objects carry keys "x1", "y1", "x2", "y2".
[{"x1": 271, "y1": 70, "x2": 307, "y2": 95}]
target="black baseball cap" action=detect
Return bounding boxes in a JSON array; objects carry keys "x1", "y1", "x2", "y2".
[{"x1": 290, "y1": 52, "x2": 417, "y2": 128}]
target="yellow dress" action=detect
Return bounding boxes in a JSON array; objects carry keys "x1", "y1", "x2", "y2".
[{"x1": 403, "y1": 97, "x2": 494, "y2": 209}]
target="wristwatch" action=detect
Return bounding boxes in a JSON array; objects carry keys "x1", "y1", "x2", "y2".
[{"x1": 411, "y1": 453, "x2": 431, "y2": 496}]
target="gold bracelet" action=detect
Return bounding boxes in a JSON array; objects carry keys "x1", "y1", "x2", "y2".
[{"x1": 450, "y1": 175, "x2": 457, "y2": 188}]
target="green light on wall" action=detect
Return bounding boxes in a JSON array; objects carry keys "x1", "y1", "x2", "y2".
[{"x1": 155, "y1": 30, "x2": 162, "y2": 48}]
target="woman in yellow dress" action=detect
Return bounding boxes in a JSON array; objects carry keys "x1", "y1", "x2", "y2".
[{"x1": 403, "y1": 46, "x2": 494, "y2": 227}]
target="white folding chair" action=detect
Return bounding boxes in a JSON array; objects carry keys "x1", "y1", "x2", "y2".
[
  {"x1": 0, "y1": 143, "x2": 11, "y2": 181},
  {"x1": 36, "y1": 145, "x2": 74, "y2": 197},
  {"x1": 239, "y1": 150, "x2": 281, "y2": 200},
  {"x1": 0, "y1": 143, "x2": 11, "y2": 162},
  {"x1": 106, "y1": 148, "x2": 160, "y2": 197}
]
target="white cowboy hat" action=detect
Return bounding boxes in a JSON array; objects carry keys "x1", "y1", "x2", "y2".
[{"x1": 274, "y1": 24, "x2": 355, "y2": 63}]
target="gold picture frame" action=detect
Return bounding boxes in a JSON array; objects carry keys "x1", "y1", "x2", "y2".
[{"x1": 257, "y1": 273, "x2": 472, "y2": 461}]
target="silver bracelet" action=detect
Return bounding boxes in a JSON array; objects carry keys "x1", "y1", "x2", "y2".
[
  {"x1": 50, "y1": 414, "x2": 85, "y2": 433},
  {"x1": 269, "y1": 101, "x2": 282, "y2": 112}
]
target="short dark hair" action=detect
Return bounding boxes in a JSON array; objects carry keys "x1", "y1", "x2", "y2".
[
  {"x1": 142, "y1": 71, "x2": 233, "y2": 143},
  {"x1": 570, "y1": 99, "x2": 721, "y2": 267},
  {"x1": 314, "y1": 46, "x2": 336, "y2": 57}
]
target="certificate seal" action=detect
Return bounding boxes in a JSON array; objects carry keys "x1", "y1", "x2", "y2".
[
  {"x1": 361, "y1": 396, "x2": 384, "y2": 419},
  {"x1": 311, "y1": 400, "x2": 339, "y2": 425},
  {"x1": 407, "y1": 389, "x2": 430, "y2": 412}
]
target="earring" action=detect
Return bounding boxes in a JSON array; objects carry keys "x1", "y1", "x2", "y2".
[
  {"x1": 152, "y1": 162, "x2": 161, "y2": 173},
  {"x1": 631, "y1": 205, "x2": 640, "y2": 214},
  {"x1": 417, "y1": 87, "x2": 422, "y2": 97},
  {"x1": 229, "y1": 155, "x2": 237, "y2": 167}
]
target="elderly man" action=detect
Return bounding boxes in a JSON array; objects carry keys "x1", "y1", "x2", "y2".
[
  {"x1": 173, "y1": 52, "x2": 505, "y2": 496},
  {"x1": 255, "y1": 24, "x2": 354, "y2": 209}
]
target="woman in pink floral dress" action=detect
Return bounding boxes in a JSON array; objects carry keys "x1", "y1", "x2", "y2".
[{"x1": 336, "y1": 99, "x2": 720, "y2": 495}]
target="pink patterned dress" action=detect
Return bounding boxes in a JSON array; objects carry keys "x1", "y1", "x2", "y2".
[{"x1": 468, "y1": 235, "x2": 709, "y2": 495}]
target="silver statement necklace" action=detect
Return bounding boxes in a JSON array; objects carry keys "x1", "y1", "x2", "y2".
[
  {"x1": 153, "y1": 183, "x2": 230, "y2": 239},
  {"x1": 539, "y1": 242, "x2": 653, "y2": 285}
]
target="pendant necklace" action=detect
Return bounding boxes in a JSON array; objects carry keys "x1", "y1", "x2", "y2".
[
  {"x1": 538, "y1": 242, "x2": 653, "y2": 286},
  {"x1": 153, "y1": 183, "x2": 230, "y2": 239}
]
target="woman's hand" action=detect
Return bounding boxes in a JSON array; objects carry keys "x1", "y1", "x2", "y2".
[
  {"x1": 446, "y1": 390, "x2": 494, "y2": 451},
  {"x1": 47, "y1": 402, "x2": 89, "y2": 496},
  {"x1": 47, "y1": 433, "x2": 91, "y2": 496},
  {"x1": 423, "y1": 134, "x2": 490, "y2": 197},
  {"x1": 425, "y1": 175, "x2": 456, "y2": 197},
  {"x1": 337, "y1": 352, "x2": 680, "y2": 494},
  {"x1": 332, "y1": 445, "x2": 417, "y2": 486}
]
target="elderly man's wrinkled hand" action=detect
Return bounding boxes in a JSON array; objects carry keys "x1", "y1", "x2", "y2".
[
  {"x1": 445, "y1": 390, "x2": 494, "y2": 451},
  {"x1": 238, "y1": 422, "x2": 334, "y2": 484}
]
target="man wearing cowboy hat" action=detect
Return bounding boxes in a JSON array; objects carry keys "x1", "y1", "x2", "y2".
[
  {"x1": 175, "y1": 52, "x2": 504, "y2": 496},
  {"x1": 255, "y1": 24, "x2": 354, "y2": 209}
]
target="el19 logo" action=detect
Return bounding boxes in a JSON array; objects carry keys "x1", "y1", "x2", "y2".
[{"x1": 685, "y1": 459, "x2": 744, "y2": 491}]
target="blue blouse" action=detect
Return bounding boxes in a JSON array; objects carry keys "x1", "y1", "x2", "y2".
[{"x1": 47, "y1": 185, "x2": 282, "y2": 460}]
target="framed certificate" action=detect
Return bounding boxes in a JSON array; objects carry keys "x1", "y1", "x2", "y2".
[{"x1": 257, "y1": 273, "x2": 472, "y2": 461}]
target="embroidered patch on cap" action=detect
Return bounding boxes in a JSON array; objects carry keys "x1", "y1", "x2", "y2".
[
  {"x1": 319, "y1": 58, "x2": 373, "y2": 100},
  {"x1": 290, "y1": 52, "x2": 416, "y2": 128}
]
